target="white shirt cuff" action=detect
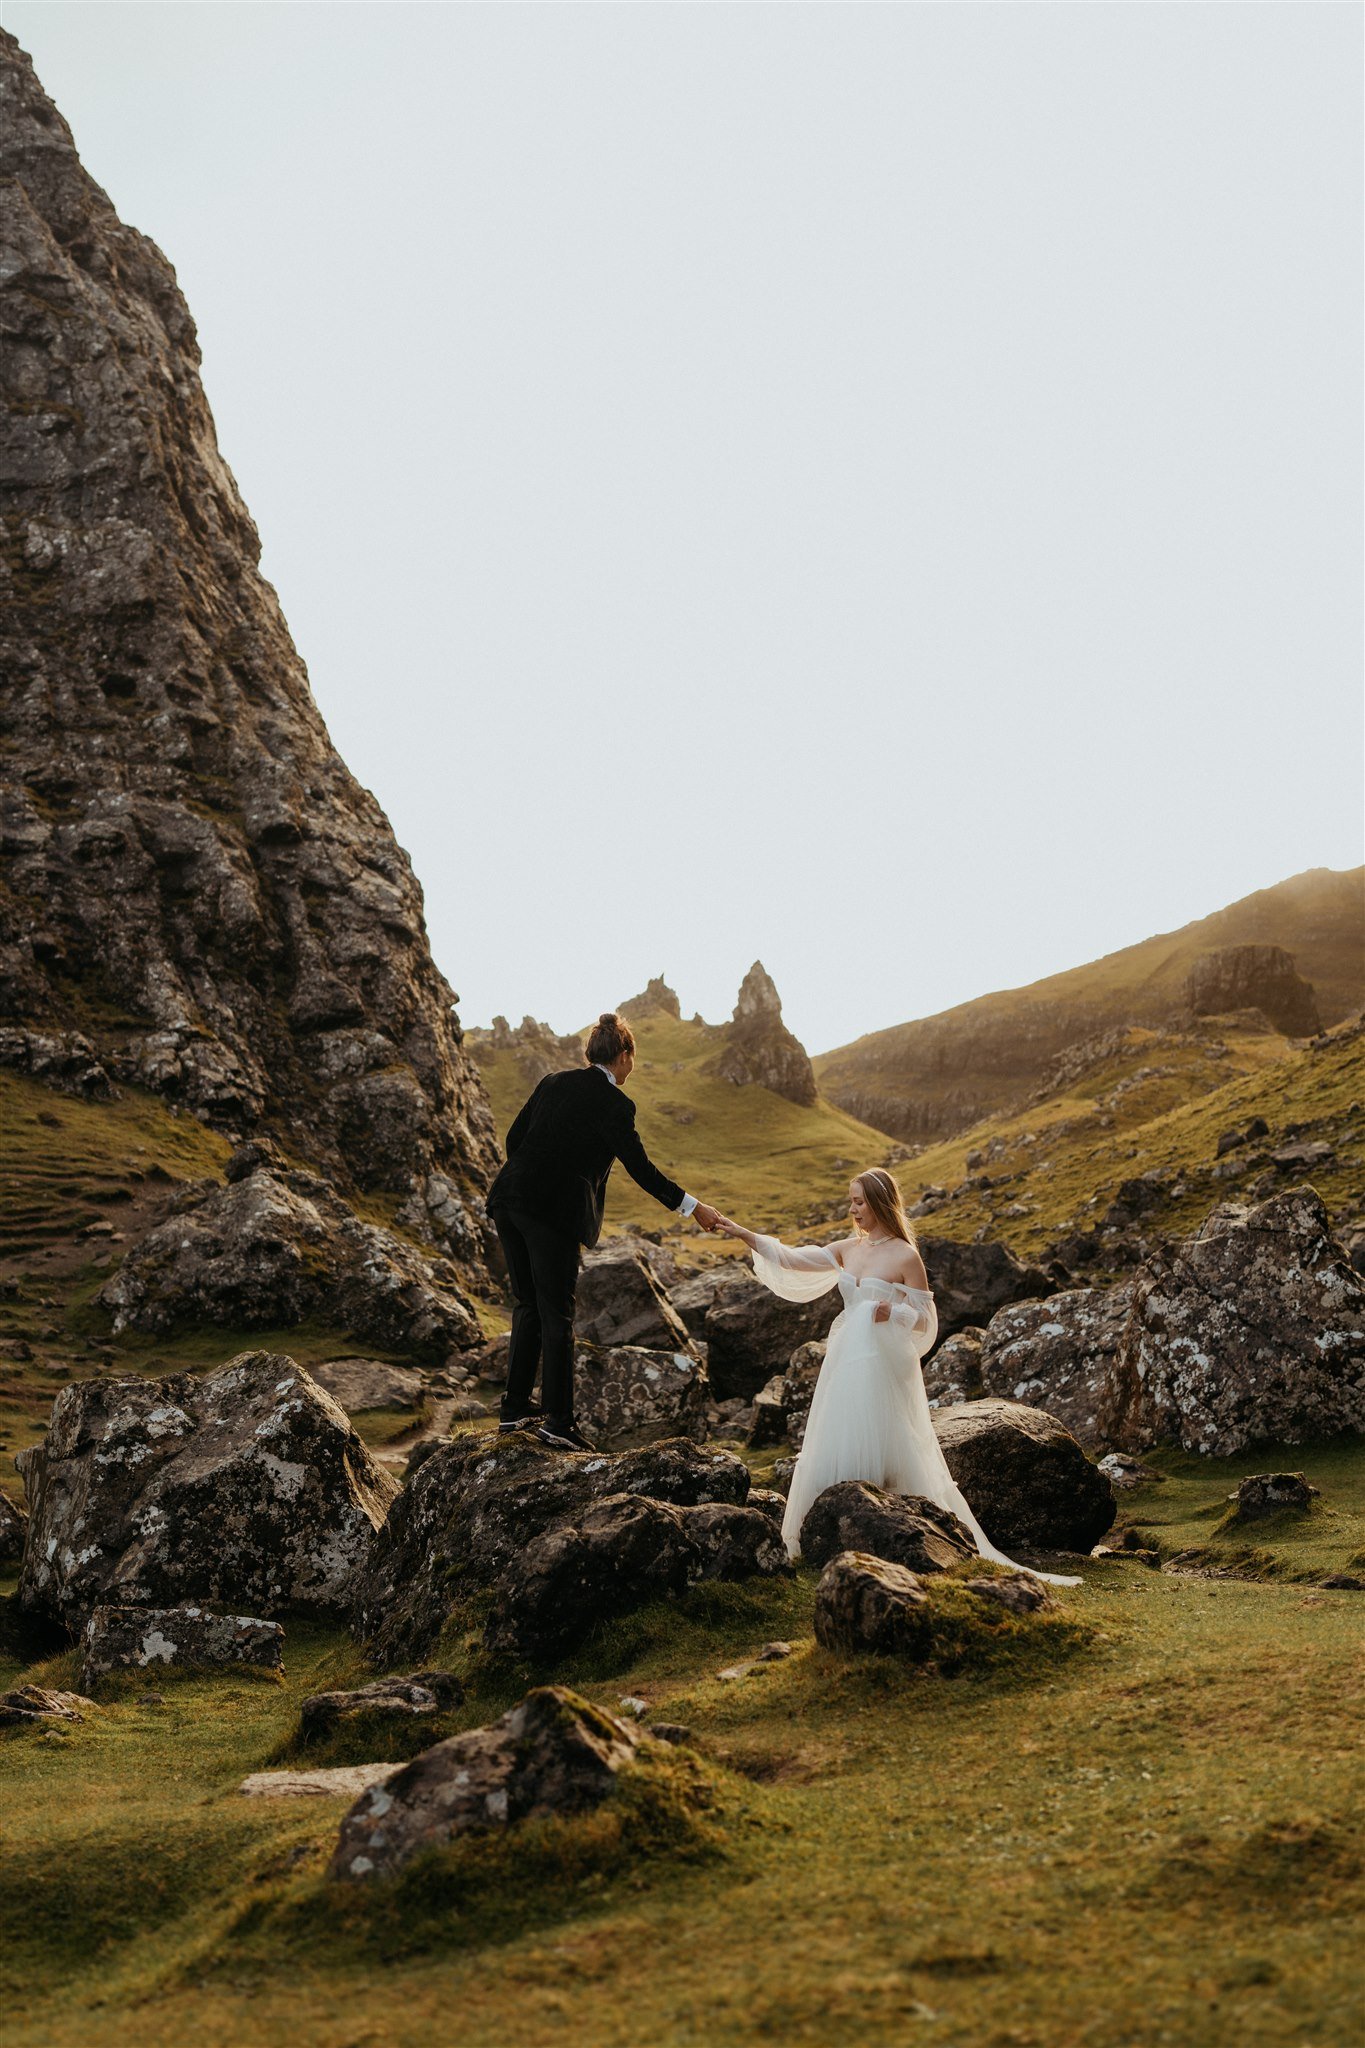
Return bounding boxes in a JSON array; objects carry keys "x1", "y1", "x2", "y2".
[{"x1": 679, "y1": 1193, "x2": 697, "y2": 1217}]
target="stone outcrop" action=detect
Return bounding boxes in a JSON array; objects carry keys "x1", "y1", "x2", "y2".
[
  {"x1": 95, "y1": 1166, "x2": 482, "y2": 1358},
  {"x1": 1185, "y1": 945, "x2": 1321, "y2": 1037},
  {"x1": 934, "y1": 1399, "x2": 1116, "y2": 1552},
  {"x1": 813, "y1": 1552, "x2": 933, "y2": 1657},
  {"x1": 796, "y1": 1482, "x2": 976, "y2": 1575},
  {"x1": 1099, "y1": 1189, "x2": 1365, "y2": 1456},
  {"x1": 330, "y1": 1687, "x2": 645, "y2": 1880},
  {"x1": 707, "y1": 963, "x2": 817, "y2": 1107},
  {"x1": 80, "y1": 1603, "x2": 284, "y2": 1689},
  {"x1": 923, "y1": 1327, "x2": 985, "y2": 1408},
  {"x1": 616, "y1": 977, "x2": 682, "y2": 1021},
  {"x1": 0, "y1": 1683, "x2": 96, "y2": 1726},
  {"x1": 0, "y1": 35, "x2": 497, "y2": 1273},
  {"x1": 298, "y1": 1670, "x2": 463, "y2": 1746},
  {"x1": 467, "y1": 1015, "x2": 584, "y2": 1091},
  {"x1": 1225, "y1": 1472, "x2": 1318, "y2": 1523},
  {"x1": 17, "y1": 1351, "x2": 397, "y2": 1628},
  {"x1": 353, "y1": 1430, "x2": 761, "y2": 1667}
]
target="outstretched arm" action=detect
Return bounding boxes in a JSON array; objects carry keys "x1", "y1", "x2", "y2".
[
  {"x1": 715, "y1": 1221, "x2": 847, "y2": 1302},
  {"x1": 615, "y1": 1105, "x2": 718, "y2": 1227}
]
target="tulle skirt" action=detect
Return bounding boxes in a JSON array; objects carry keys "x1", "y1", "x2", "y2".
[{"x1": 781, "y1": 1305, "x2": 1080, "y2": 1587}]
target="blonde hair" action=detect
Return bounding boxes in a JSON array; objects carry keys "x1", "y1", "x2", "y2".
[{"x1": 852, "y1": 1167, "x2": 917, "y2": 1245}]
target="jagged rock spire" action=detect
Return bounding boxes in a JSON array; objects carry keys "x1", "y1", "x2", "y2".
[{"x1": 709, "y1": 961, "x2": 818, "y2": 1106}]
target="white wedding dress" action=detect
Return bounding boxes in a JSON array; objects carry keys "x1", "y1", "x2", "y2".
[{"x1": 751, "y1": 1237, "x2": 1080, "y2": 1586}]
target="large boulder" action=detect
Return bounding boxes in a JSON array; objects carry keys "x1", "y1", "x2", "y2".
[
  {"x1": 353, "y1": 1430, "x2": 756, "y2": 1667},
  {"x1": 330, "y1": 1686, "x2": 642, "y2": 1881},
  {"x1": 923, "y1": 1327, "x2": 986, "y2": 1408},
  {"x1": 797, "y1": 1482, "x2": 976, "y2": 1574},
  {"x1": 17, "y1": 1352, "x2": 397, "y2": 1629},
  {"x1": 483, "y1": 1495, "x2": 699, "y2": 1659},
  {"x1": 97, "y1": 1170, "x2": 482, "y2": 1359},
  {"x1": 813, "y1": 1552, "x2": 934, "y2": 1657},
  {"x1": 933, "y1": 1399, "x2": 1115, "y2": 1552},
  {"x1": 574, "y1": 1242, "x2": 695, "y2": 1353},
  {"x1": 310, "y1": 1358, "x2": 427, "y2": 1414},
  {"x1": 573, "y1": 1343, "x2": 710, "y2": 1448},
  {"x1": 80, "y1": 1604, "x2": 284, "y2": 1690},
  {"x1": 1099, "y1": 1189, "x2": 1365, "y2": 1456},
  {"x1": 695, "y1": 1267, "x2": 841, "y2": 1402},
  {"x1": 919, "y1": 1237, "x2": 1057, "y2": 1345},
  {"x1": 978, "y1": 1286, "x2": 1136, "y2": 1447}
]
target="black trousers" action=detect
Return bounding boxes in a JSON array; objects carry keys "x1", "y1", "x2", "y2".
[{"x1": 493, "y1": 1204, "x2": 581, "y2": 1426}]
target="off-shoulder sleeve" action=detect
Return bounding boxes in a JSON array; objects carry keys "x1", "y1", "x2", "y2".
[
  {"x1": 750, "y1": 1236, "x2": 842, "y2": 1302},
  {"x1": 889, "y1": 1290, "x2": 938, "y2": 1354}
]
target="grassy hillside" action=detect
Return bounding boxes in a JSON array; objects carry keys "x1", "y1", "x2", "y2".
[
  {"x1": 884, "y1": 1019, "x2": 1365, "y2": 1263},
  {"x1": 473, "y1": 1010, "x2": 897, "y2": 1245},
  {"x1": 3, "y1": 1433, "x2": 1363, "y2": 2048},
  {"x1": 816, "y1": 867, "x2": 1364, "y2": 1143}
]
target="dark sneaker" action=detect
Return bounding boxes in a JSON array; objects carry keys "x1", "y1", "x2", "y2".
[
  {"x1": 498, "y1": 1402, "x2": 542, "y2": 1435},
  {"x1": 535, "y1": 1420, "x2": 596, "y2": 1453}
]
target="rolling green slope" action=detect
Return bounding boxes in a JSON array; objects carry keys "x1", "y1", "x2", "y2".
[{"x1": 816, "y1": 866, "x2": 1364, "y2": 1144}]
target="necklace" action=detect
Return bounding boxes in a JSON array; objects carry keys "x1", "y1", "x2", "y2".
[{"x1": 862, "y1": 1232, "x2": 892, "y2": 1246}]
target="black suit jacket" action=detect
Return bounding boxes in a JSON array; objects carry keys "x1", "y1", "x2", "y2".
[{"x1": 487, "y1": 1066, "x2": 685, "y2": 1248}]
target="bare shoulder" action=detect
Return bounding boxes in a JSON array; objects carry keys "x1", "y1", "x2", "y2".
[
  {"x1": 824, "y1": 1234, "x2": 856, "y2": 1266},
  {"x1": 899, "y1": 1241, "x2": 929, "y2": 1288}
]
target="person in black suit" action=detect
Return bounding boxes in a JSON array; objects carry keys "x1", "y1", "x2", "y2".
[{"x1": 487, "y1": 1010, "x2": 720, "y2": 1450}]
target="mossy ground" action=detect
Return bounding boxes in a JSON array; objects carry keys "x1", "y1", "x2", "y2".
[{"x1": 3, "y1": 1438, "x2": 1362, "y2": 2048}]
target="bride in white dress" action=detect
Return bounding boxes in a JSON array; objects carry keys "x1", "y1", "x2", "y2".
[{"x1": 716, "y1": 1168, "x2": 1079, "y2": 1587}]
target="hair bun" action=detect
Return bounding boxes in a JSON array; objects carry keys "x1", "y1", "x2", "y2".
[{"x1": 600, "y1": 1011, "x2": 618, "y2": 1026}]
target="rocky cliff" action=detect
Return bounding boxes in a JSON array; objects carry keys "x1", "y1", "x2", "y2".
[
  {"x1": 0, "y1": 35, "x2": 497, "y2": 1270},
  {"x1": 707, "y1": 962, "x2": 817, "y2": 1107},
  {"x1": 816, "y1": 868, "x2": 1363, "y2": 1145}
]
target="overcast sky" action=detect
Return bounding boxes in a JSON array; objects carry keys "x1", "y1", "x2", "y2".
[{"x1": 10, "y1": 2, "x2": 1362, "y2": 1051}]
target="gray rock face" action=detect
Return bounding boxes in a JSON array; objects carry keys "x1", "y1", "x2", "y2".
[
  {"x1": 81, "y1": 1603, "x2": 284, "y2": 1689},
  {"x1": 298, "y1": 1670, "x2": 463, "y2": 1746},
  {"x1": 353, "y1": 1430, "x2": 755, "y2": 1667},
  {"x1": 1099, "y1": 1189, "x2": 1365, "y2": 1456},
  {"x1": 707, "y1": 963, "x2": 818, "y2": 1107},
  {"x1": 813, "y1": 1552, "x2": 933, "y2": 1657},
  {"x1": 933, "y1": 1399, "x2": 1116, "y2": 1552},
  {"x1": 574, "y1": 1343, "x2": 711, "y2": 1448},
  {"x1": 575, "y1": 1241, "x2": 695, "y2": 1353},
  {"x1": 923, "y1": 1327, "x2": 985, "y2": 1408},
  {"x1": 1185, "y1": 945, "x2": 1321, "y2": 1037},
  {"x1": 961, "y1": 1574, "x2": 1053, "y2": 1616},
  {"x1": 484, "y1": 1494, "x2": 699, "y2": 1659},
  {"x1": 796, "y1": 1482, "x2": 976, "y2": 1575},
  {"x1": 919, "y1": 1237, "x2": 1056, "y2": 1345},
  {"x1": 0, "y1": 36, "x2": 497, "y2": 1269},
  {"x1": 96, "y1": 1168, "x2": 481, "y2": 1358},
  {"x1": 330, "y1": 1686, "x2": 642, "y2": 1881},
  {"x1": 18, "y1": 1351, "x2": 397, "y2": 1628},
  {"x1": 978, "y1": 1287, "x2": 1136, "y2": 1447}
]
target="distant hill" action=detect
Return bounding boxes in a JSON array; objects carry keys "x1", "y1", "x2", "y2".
[{"x1": 815, "y1": 868, "x2": 1364, "y2": 1144}]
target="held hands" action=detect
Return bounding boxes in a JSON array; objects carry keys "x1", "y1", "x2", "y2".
[{"x1": 690, "y1": 1201, "x2": 722, "y2": 1234}]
